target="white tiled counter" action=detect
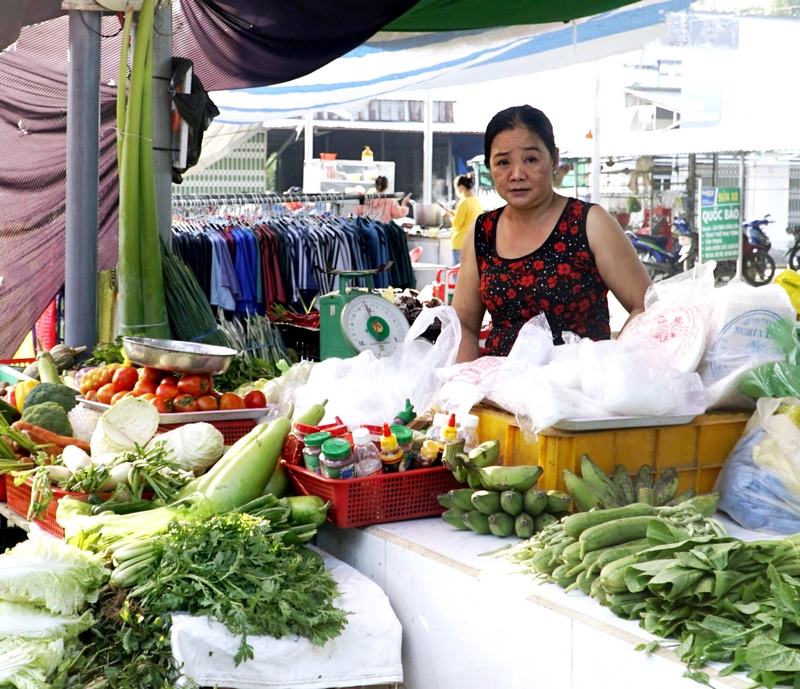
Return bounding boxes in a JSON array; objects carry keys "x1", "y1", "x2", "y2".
[{"x1": 317, "y1": 518, "x2": 753, "y2": 689}]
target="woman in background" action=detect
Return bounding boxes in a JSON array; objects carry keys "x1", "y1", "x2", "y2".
[
  {"x1": 353, "y1": 175, "x2": 411, "y2": 223},
  {"x1": 442, "y1": 172, "x2": 482, "y2": 266}
]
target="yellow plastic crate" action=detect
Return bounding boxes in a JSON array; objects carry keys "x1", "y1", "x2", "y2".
[{"x1": 470, "y1": 403, "x2": 750, "y2": 496}]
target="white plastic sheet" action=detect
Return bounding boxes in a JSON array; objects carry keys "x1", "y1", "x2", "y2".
[{"x1": 171, "y1": 547, "x2": 403, "y2": 689}]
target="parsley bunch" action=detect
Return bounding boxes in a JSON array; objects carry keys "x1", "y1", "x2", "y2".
[{"x1": 131, "y1": 512, "x2": 348, "y2": 665}]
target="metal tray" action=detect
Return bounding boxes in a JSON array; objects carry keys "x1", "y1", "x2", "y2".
[
  {"x1": 78, "y1": 398, "x2": 273, "y2": 425},
  {"x1": 550, "y1": 414, "x2": 697, "y2": 432},
  {"x1": 122, "y1": 337, "x2": 237, "y2": 375}
]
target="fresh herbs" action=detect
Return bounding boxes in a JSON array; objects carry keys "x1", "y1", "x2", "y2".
[
  {"x1": 130, "y1": 512, "x2": 348, "y2": 665},
  {"x1": 211, "y1": 355, "x2": 279, "y2": 394},
  {"x1": 119, "y1": 441, "x2": 193, "y2": 501},
  {"x1": 83, "y1": 336, "x2": 126, "y2": 367},
  {"x1": 61, "y1": 464, "x2": 110, "y2": 495}
]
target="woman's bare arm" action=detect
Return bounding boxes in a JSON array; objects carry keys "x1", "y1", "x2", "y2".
[{"x1": 451, "y1": 223, "x2": 485, "y2": 362}]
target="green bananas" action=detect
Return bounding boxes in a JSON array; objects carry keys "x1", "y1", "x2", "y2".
[{"x1": 563, "y1": 455, "x2": 682, "y2": 513}]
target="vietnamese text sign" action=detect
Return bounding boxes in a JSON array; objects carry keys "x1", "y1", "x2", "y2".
[{"x1": 700, "y1": 187, "x2": 740, "y2": 262}]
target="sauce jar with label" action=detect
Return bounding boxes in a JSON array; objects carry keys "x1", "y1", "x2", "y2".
[
  {"x1": 320, "y1": 438, "x2": 357, "y2": 480},
  {"x1": 390, "y1": 425, "x2": 415, "y2": 471},
  {"x1": 302, "y1": 431, "x2": 332, "y2": 474}
]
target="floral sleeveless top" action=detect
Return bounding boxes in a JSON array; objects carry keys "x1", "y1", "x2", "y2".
[{"x1": 476, "y1": 198, "x2": 610, "y2": 356}]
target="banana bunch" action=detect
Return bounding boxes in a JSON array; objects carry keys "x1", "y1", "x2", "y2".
[
  {"x1": 563, "y1": 454, "x2": 692, "y2": 513},
  {"x1": 442, "y1": 438, "x2": 503, "y2": 486},
  {"x1": 439, "y1": 479, "x2": 571, "y2": 539}
]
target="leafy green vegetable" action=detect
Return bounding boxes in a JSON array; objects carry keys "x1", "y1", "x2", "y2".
[
  {"x1": 0, "y1": 637, "x2": 64, "y2": 689},
  {"x1": 0, "y1": 601, "x2": 94, "y2": 641},
  {"x1": 21, "y1": 401, "x2": 73, "y2": 437},
  {"x1": 212, "y1": 355, "x2": 279, "y2": 394},
  {"x1": 129, "y1": 512, "x2": 348, "y2": 665},
  {"x1": 84, "y1": 336, "x2": 126, "y2": 367},
  {"x1": 0, "y1": 536, "x2": 110, "y2": 615}
]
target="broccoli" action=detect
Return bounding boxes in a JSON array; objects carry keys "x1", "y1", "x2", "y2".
[
  {"x1": 22, "y1": 383, "x2": 79, "y2": 414},
  {"x1": 21, "y1": 401, "x2": 73, "y2": 437}
]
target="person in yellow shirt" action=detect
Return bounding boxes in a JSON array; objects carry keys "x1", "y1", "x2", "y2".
[{"x1": 442, "y1": 173, "x2": 482, "y2": 265}]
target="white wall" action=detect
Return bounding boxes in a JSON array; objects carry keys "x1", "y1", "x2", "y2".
[{"x1": 745, "y1": 157, "x2": 790, "y2": 252}]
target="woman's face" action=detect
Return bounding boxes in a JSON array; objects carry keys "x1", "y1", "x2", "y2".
[{"x1": 489, "y1": 126, "x2": 558, "y2": 211}]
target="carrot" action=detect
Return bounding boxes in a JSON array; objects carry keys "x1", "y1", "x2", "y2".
[
  {"x1": 19, "y1": 429, "x2": 63, "y2": 458},
  {"x1": 11, "y1": 421, "x2": 90, "y2": 453}
]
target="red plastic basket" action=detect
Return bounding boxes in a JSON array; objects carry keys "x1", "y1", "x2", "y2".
[
  {"x1": 5, "y1": 474, "x2": 110, "y2": 539},
  {"x1": 284, "y1": 462, "x2": 461, "y2": 528},
  {"x1": 157, "y1": 418, "x2": 257, "y2": 446},
  {"x1": 0, "y1": 475, "x2": 5, "y2": 501}
]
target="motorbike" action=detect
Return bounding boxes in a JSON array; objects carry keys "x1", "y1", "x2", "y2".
[
  {"x1": 786, "y1": 223, "x2": 800, "y2": 270},
  {"x1": 626, "y1": 217, "x2": 696, "y2": 282},
  {"x1": 714, "y1": 214, "x2": 776, "y2": 286}
]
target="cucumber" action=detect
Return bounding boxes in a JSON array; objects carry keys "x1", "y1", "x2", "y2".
[
  {"x1": 579, "y1": 516, "x2": 662, "y2": 558},
  {"x1": 92, "y1": 499, "x2": 159, "y2": 515},
  {"x1": 563, "y1": 503, "x2": 657, "y2": 539}
]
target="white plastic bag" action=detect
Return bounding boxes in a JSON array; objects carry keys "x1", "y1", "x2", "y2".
[
  {"x1": 293, "y1": 305, "x2": 461, "y2": 426},
  {"x1": 504, "y1": 313, "x2": 554, "y2": 369},
  {"x1": 430, "y1": 356, "x2": 505, "y2": 420},
  {"x1": 697, "y1": 283, "x2": 796, "y2": 409}
]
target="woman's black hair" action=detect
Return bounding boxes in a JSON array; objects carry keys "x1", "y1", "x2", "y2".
[
  {"x1": 374, "y1": 175, "x2": 389, "y2": 192},
  {"x1": 454, "y1": 172, "x2": 474, "y2": 190},
  {"x1": 484, "y1": 105, "x2": 557, "y2": 164}
]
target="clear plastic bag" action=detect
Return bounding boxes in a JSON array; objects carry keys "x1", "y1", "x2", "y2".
[
  {"x1": 293, "y1": 305, "x2": 461, "y2": 427},
  {"x1": 739, "y1": 319, "x2": 800, "y2": 398},
  {"x1": 715, "y1": 397, "x2": 800, "y2": 533}
]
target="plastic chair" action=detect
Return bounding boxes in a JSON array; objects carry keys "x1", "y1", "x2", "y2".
[
  {"x1": 434, "y1": 265, "x2": 459, "y2": 303},
  {"x1": 409, "y1": 246, "x2": 423, "y2": 263}
]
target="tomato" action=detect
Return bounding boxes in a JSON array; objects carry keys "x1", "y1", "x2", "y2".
[
  {"x1": 160, "y1": 375, "x2": 179, "y2": 387},
  {"x1": 139, "y1": 366, "x2": 166, "y2": 384},
  {"x1": 196, "y1": 395, "x2": 218, "y2": 412},
  {"x1": 84, "y1": 389, "x2": 98, "y2": 401},
  {"x1": 155, "y1": 382, "x2": 180, "y2": 400},
  {"x1": 173, "y1": 394, "x2": 198, "y2": 413},
  {"x1": 244, "y1": 390, "x2": 267, "y2": 409},
  {"x1": 111, "y1": 366, "x2": 138, "y2": 392},
  {"x1": 131, "y1": 378, "x2": 157, "y2": 397},
  {"x1": 96, "y1": 383, "x2": 117, "y2": 405},
  {"x1": 139, "y1": 393, "x2": 156, "y2": 402},
  {"x1": 110, "y1": 391, "x2": 131, "y2": 405},
  {"x1": 219, "y1": 392, "x2": 246, "y2": 410},
  {"x1": 208, "y1": 389, "x2": 222, "y2": 400},
  {"x1": 150, "y1": 395, "x2": 172, "y2": 413},
  {"x1": 99, "y1": 368, "x2": 114, "y2": 387},
  {"x1": 177, "y1": 374, "x2": 211, "y2": 398}
]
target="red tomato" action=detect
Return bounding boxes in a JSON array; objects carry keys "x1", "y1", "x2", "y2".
[
  {"x1": 150, "y1": 395, "x2": 172, "y2": 413},
  {"x1": 219, "y1": 392, "x2": 246, "y2": 410},
  {"x1": 139, "y1": 367, "x2": 166, "y2": 384},
  {"x1": 155, "y1": 382, "x2": 180, "y2": 400},
  {"x1": 112, "y1": 366, "x2": 139, "y2": 392},
  {"x1": 173, "y1": 394, "x2": 198, "y2": 413},
  {"x1": 160, "y1": 375, "x2": 179, "y2": 387},
  {"x1": 84, "y1": 389, "x2": 98, "y2": 402},
  {"x1": 196, "y1": 395, "x2": 219, "y2": 411},
  {"x1": 139, "y1": 393, "x2": 156, "y2": 402},
  {"x1": 132, "y1": 378, "x2": 158, "y2": 397},
  {"x1": 96, "y1": 383, "x2": 117, "y2": 405},
  {"x1": 177, "y1": 374, "x2": 210, "y2": 398},
  {"x1": 110, "y1": 391, "x2": 131, "y2": 405},
  {"x1": 208, "y1": 389, "x2": 222, "y2": 400},
  {"x1": 244, "y1": 390, "x2": 267, "y2": 409}
]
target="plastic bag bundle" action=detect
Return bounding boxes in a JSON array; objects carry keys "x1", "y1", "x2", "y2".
[
  {"x1": 293, "y1": 305, "x2": 461, "y2": 426},
  {"x1": 716, "y1": 397, "x2": 800, "y2": 533},
  {"x1": 740, "y1": 319, "x2": 800, "y2": 399}
]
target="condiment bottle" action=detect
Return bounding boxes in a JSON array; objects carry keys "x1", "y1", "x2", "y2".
[
  {"x1": 390, "y1": 425, "x2": 414, "y2": 471},
  {"x1": 302, "y1": 431, "x2": 332, "y2": 474},
  {"x1": 425, "y1": 413, "x2": 448, "y2": 462},
  {"x1": 361, "y1": 146, "x2": 374, "y2": 163},
  {"x1": 352, "y1": 427, "x2": 382, "y2": 478},
  {"x1": 392, "y1": 399, "x2": 415, "y2": 426},
  {"x1": 442, "y1": 413, "x2": 458, "y2": 444},
  {"x1": 417, "y1": 439, "x2": 439, "y2": 468},
  {"x1": 319, "y1": 438, "x2": 357, "y2": 480},
  {"x1": 457, "y1": 414, "x2": 480, "y2": 453},
  {"x1": 379, "y1": 423, "x2": 404, "y2": 473}
]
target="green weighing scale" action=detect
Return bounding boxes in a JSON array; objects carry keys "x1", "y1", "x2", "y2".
[{"x1": 319, "y1": 267, "x2": 410, "y2": 360}]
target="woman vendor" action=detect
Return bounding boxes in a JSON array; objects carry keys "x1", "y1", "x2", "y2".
[{"x1": 452, "y1": 105, "x2": 651, "y2": 363}]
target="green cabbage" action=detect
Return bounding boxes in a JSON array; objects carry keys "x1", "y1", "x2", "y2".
[
  {"x1": 0, "y1": 536, "x2": 109, "y2": 616},
  {"x1": 0, "y1": 637, "x2": 63, "y2": 689}
]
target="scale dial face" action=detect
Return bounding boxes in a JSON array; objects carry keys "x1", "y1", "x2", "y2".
[{"x1": 341, "y1": 293, "x2": 410, "y2": 358}]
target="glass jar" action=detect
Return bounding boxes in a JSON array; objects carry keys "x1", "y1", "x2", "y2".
[
  {"x1": 458, "y1": 414, "x2": 480, "y2": 453},
  {"x1": 417, "y1": 439, "x2": 440, "y2": 469},
  {"x1": 320, "y1": 438, "x2": 357, "y2": 480},
  {"x1": 302, "y1": 431, "x2": 332, "y2": 474},
  {"x1": 390, "y1": 425, "x2": 415, "y2": 471}
]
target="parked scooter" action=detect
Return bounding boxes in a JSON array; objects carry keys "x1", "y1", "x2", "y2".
[
  {"x1": 715, "y1": 215, "x2": 776, "y2": 286},
  {"x1": 626, "y1": 217, "x2": 696, "y2": 281},
  {"x1": 786, "y1": 223, "x2": 800, "y2": 270}
]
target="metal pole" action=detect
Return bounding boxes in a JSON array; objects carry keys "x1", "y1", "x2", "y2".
[
  {"x1": 152, "y1": 4, "x2": 173, "y2": 242},
  {"x1": 737, "y1": 151, "x2": 745, "y2": 281},
  {"x1": 304, "y1": 113, "x2": 314, "y2": 162},
  {"x1": 423, "y1": 90, "x2": 433, "y2": 204},
  {"x1": 591, "y1": 71, "x2": 601, "y2": 204},
  {"x1": 65, "y1": 10, "x2": 100, "y2": 350}
]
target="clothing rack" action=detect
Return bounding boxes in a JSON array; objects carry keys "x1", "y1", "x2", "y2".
[{"x1": 171, "y1": 191, "x2": 402, "y2": 212}]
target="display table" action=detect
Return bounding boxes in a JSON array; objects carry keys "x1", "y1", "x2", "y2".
[{"x1": 317, "y1": 518, "x2": 754, "y2": 689}]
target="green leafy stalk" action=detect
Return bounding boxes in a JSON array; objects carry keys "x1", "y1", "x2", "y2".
[{"x1": 116, "y1": 8, "x2": 133, "y2": 173}]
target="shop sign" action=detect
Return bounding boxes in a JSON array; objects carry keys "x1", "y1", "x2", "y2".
[{"x1": 700, "y1": 187, "x2": 740, "y2": 262}]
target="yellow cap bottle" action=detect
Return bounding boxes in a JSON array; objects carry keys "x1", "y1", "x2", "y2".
[
  {"x1": 361, "y1": 146, "x2": 374, "y2": 163},
  {"x1": 441, "y1": 413, "x2": 458, "y2": 443}
]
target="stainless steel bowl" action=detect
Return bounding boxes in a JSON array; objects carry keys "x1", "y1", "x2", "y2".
[{"x1": 122, "y1": 337, "x2": 237, "y2": 374}]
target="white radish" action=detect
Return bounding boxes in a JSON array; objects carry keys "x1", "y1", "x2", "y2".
[
  {"x1": 61, "y1": 445, "x2": 92, "y2": 474},
  {"x1": 45, "y1": 465, "x2": 72, "y2": 483},
  {"x1": 100, "y1": 461, "x2": 133, "y2": 491}
]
